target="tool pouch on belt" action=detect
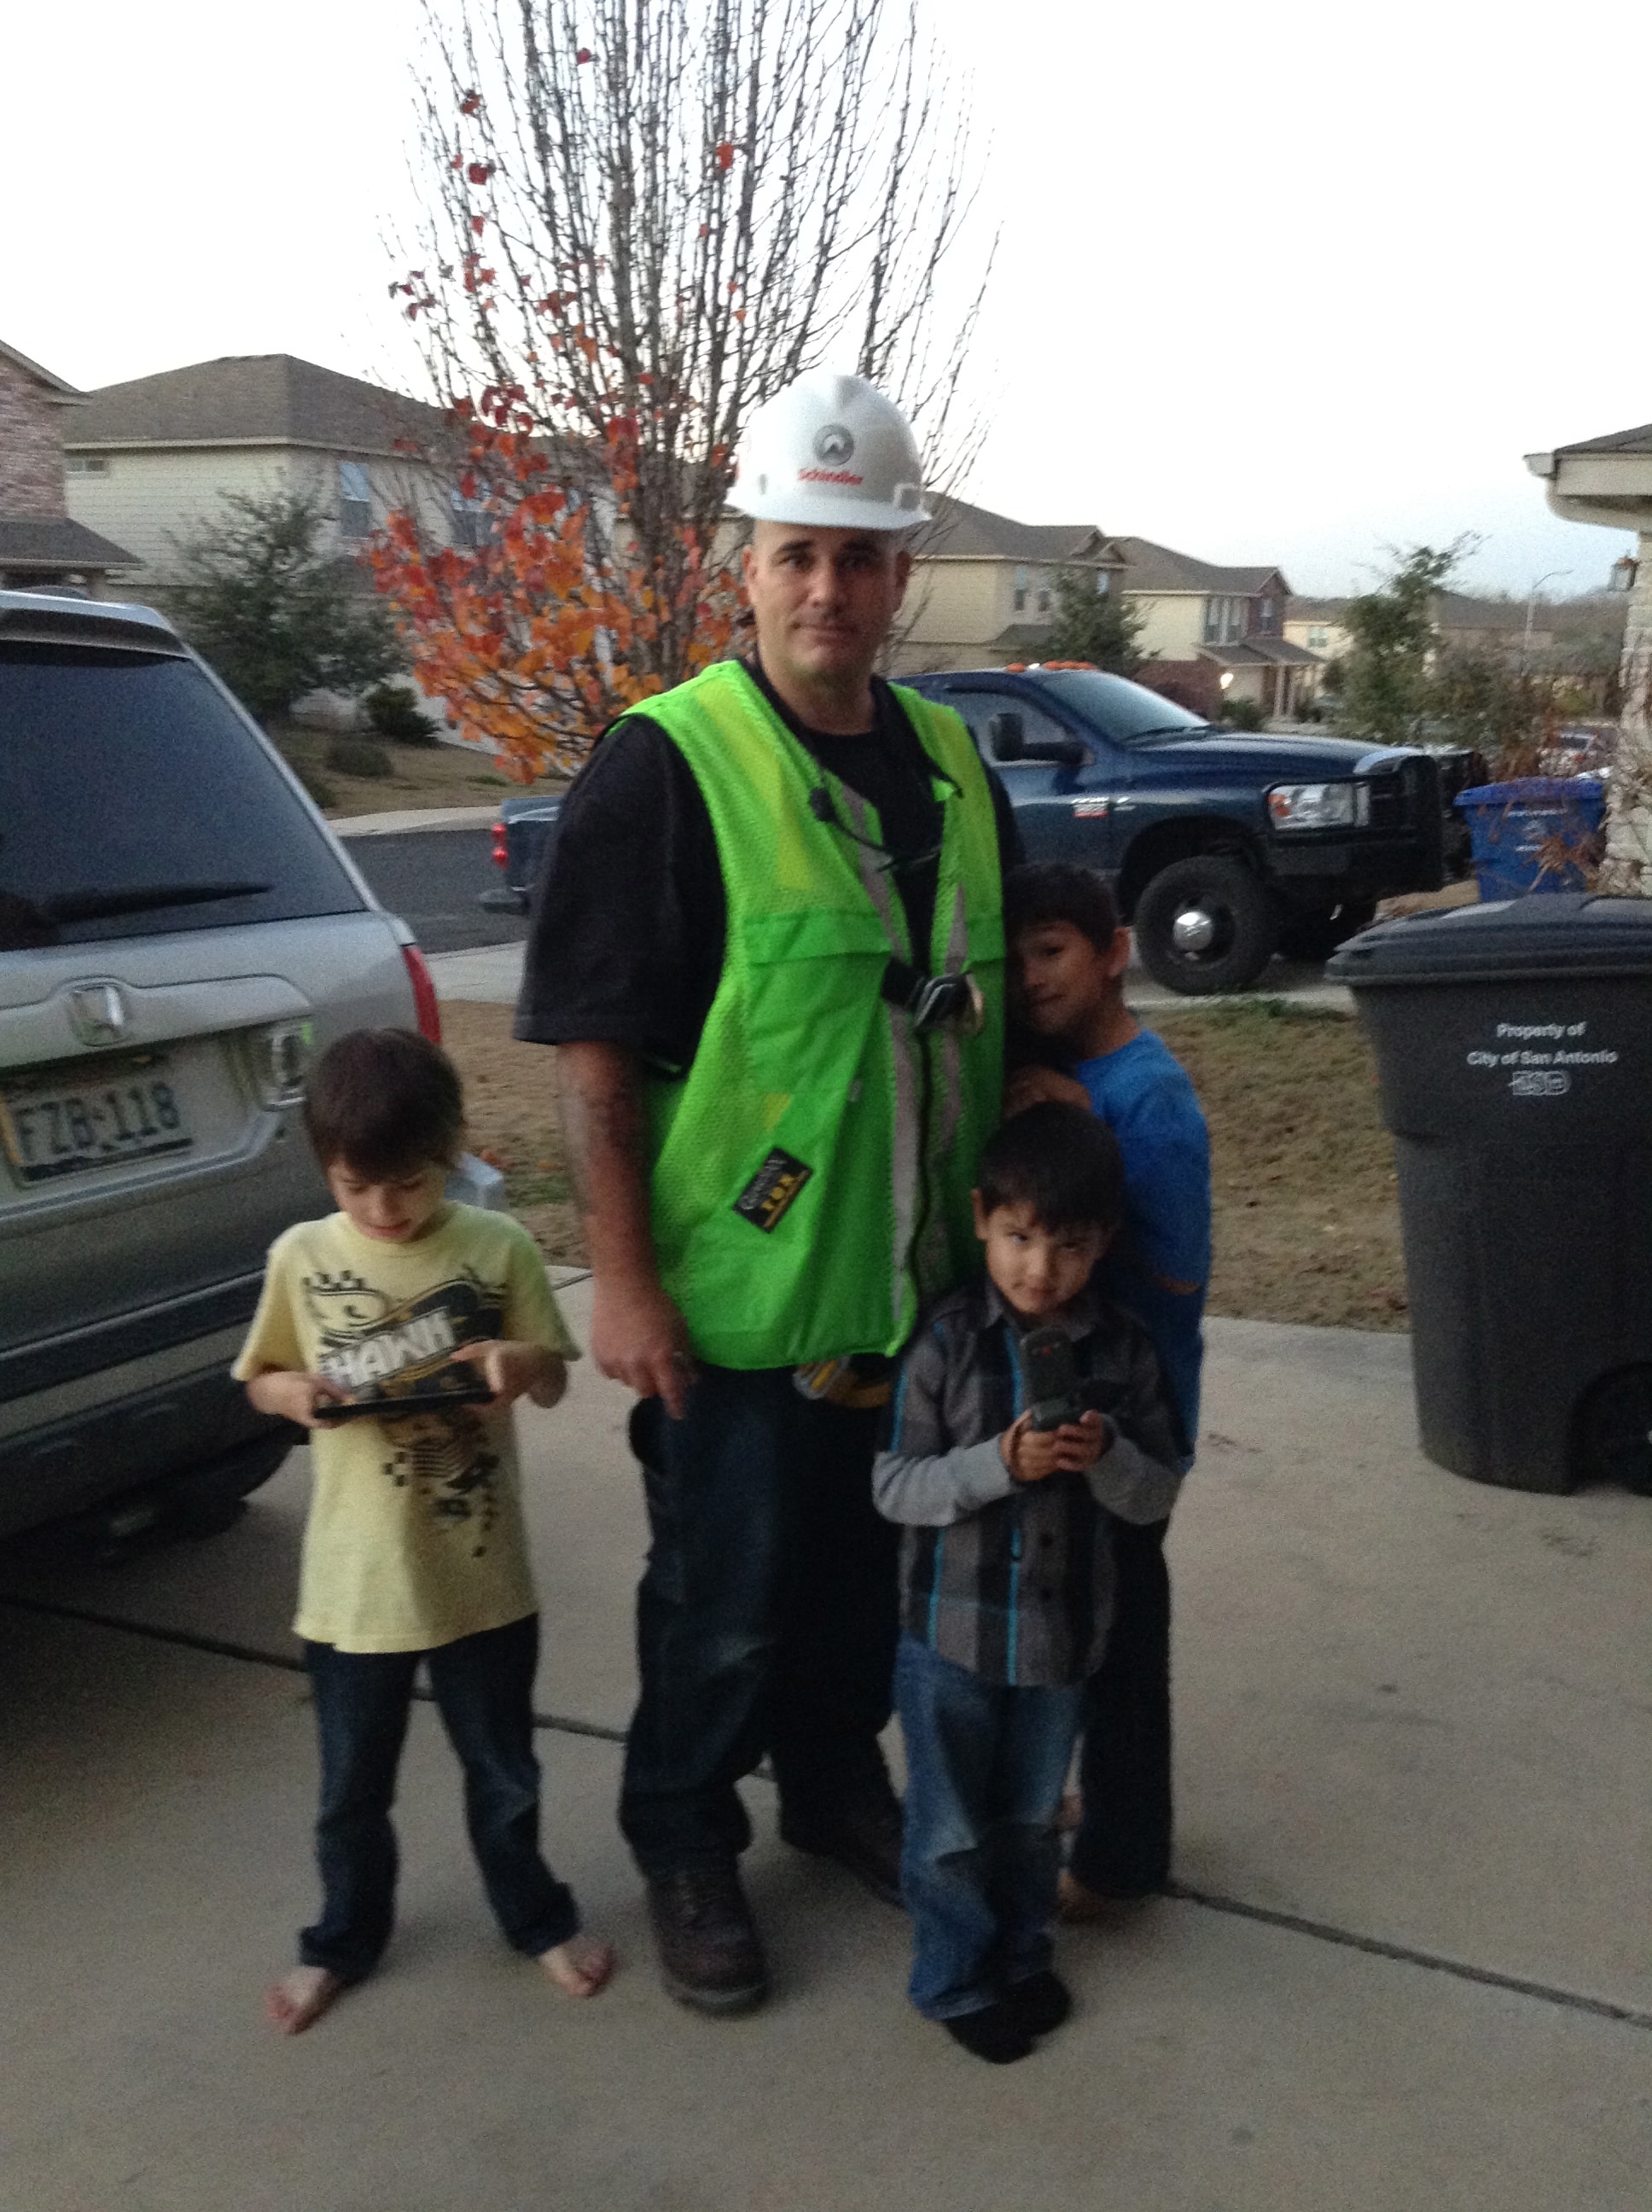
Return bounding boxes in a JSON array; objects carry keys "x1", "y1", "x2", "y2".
[{"x1": 793, "y1": 1354, "x2": 897, "y2": 1410}]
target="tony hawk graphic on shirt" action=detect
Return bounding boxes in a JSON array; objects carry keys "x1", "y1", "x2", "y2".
[{"x1": 300, "y1": 1263, "x2": 510, "y2": 1553}]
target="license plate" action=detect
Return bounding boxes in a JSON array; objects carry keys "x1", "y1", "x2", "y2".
[{"x1": 0, "y1": 1055, "x2": 194, "y2": 1183}]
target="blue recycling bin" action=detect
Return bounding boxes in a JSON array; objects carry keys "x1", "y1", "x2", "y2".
[{"x1": 1455, "y1": 777, "x2": 1606, "y2": 900}]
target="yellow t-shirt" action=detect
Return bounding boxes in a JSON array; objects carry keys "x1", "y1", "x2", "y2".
[{"x1": 233, "y1": 1203, "x2": 579, "y2": 1654}]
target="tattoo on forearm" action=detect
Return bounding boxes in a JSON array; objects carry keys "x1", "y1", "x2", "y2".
[{"x1": 556, "y1": 1048, "x2": 645, "y2": 1218}]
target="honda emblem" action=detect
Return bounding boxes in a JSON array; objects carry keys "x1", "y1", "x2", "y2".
[{"x1": 67, "y1": 982, "x2": 129, "y2": 1047}]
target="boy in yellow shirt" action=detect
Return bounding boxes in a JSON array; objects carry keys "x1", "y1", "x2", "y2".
[{"x1": 235, "y1": 1027, "x2": 613, "y2": 2032}]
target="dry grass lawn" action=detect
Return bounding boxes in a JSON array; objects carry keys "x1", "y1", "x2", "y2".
[
  {"x1": 270, "y1": 725, "x2": 564, "y2": 818},
  {"x1": 441, "y1": 998, "x2": 1407, "y2": 1330}
]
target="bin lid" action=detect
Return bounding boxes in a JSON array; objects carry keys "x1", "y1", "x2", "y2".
[
  {"x1": 1455, "y1": 777, "x2": 1605, "y2": 809},
  {"x1": 1327, "y1": 894, "x2": 1652, "y2": 986}
]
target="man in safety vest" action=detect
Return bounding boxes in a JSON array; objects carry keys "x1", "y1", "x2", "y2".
[{"x1": 517, "y1": 371, "x2": 1020, "y2": 2015}]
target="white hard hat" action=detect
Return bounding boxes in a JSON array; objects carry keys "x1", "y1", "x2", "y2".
[{"x1": 730, "y1": 370, "x2": 931, "y2": 532}]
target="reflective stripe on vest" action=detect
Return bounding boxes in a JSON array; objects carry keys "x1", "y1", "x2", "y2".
[{"x1": 641, "y1": 661, "x2": 1004, "y2": 1369}]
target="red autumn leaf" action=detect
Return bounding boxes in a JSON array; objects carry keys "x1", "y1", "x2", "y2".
[
  {"x1": 467, "y1": 160, "x2": 492, "y2": 185},
  {"x1": 459, "y1": 90, "x2": 482, "y2": 116},
  {"x1": 713, "y1": 142, "x2": 735, "y2": 172},
  {"x1": 470, "y1": 214, "x2": 486, "y2": 236},
  {"x1": 576, "y1": 46, "x2": 592, "y2": 62}
]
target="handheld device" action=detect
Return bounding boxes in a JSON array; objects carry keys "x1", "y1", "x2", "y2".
[
  {"x1": 1018, "y1": 1326, "x2": 1086, "y2": 1432},
  {"x1": 312, "y1": 1370, "x2": 495, "y2": 1423}
]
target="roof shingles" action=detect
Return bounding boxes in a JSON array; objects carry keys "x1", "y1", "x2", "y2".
[{"x1": 64, "y1": 354, "x2": 450, "y2": 455}]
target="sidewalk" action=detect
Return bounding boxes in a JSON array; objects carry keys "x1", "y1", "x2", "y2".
[
  {"x1": 2, "y1": 1290, "x2": 1647, "y2": 2209},
  {"x1": 427, "y1": 938, "x2": 1356, "y2": 1014}
]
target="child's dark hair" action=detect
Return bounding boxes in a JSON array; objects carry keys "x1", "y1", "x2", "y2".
[
  {"x1": 1003, "y1": 862, "x2": 1120, "y2": 953},
  {"x1": 303, "y1": 1027, "x2": 464, "y2": 1177},
  {"x1": 977, "y1": 1103, "x2": 1125, "y2": 1234}
]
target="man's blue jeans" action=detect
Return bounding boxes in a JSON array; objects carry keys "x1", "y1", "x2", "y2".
[
  {"x1": 895, "y1": 1633, "x2": 1084, "y2": 2021},
  {"x1": 300, "y1": 1614, "x2": 579, "y2": 1981},
  {"x1": 620, "y1": 1366, "x2": 899, "y2": 1877}
]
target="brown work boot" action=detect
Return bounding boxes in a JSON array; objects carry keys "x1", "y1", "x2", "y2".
[{"x1": 646, "y1": 1866, "x2": 770, "y2": 2016}]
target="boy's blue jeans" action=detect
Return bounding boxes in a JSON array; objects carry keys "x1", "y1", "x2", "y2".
[
  {"x1": 300, "y1": 1613, "x2": 579, "y2": 1981},
  {"x1": 894, "y1": 1633, "x2": 1084, "y2": 2021}
]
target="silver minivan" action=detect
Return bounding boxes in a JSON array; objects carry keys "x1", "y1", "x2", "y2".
[{"x1": 0, "y1": 591, "x2": 439, "y2": 1540}]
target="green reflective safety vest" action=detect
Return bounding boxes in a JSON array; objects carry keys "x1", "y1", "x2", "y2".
[{"x1": 642, "y1": 660, "x2": 1005, "y2": 1369}]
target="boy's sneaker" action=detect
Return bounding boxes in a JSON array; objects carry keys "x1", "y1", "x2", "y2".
[
  {"x1": 942, "y1": 2000, "x2": 1035, "y2": 2065},
  {"x1": 779, "y1": 1790, "x2": 905, "y2": 1909},
  {"x1": 1004, "y1": 1968, "x2": 1072, "y2": 2037},
  {"x1": 646, "y1": 1866, "x2": 770, "y2": 2016},
  {"x1": 1058, "y1": 1868, "x2": 1159, "y2": 1922}
]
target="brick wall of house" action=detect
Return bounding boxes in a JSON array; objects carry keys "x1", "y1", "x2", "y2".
[
  {"x1": 1134, "y1": 658, "x2": 1224, "y2": 719},
  {"x1": 0, "y1": 355, "x2": 67, "y2": 517}
]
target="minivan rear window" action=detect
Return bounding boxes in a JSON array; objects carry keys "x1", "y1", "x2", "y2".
[{"x1": 0, "y1": 645, "x2": 365, "y2": 951}]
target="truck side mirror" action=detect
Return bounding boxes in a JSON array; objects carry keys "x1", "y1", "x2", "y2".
[{"x1": 986, "y1": 712, "x2": 1025, "y2": 762}]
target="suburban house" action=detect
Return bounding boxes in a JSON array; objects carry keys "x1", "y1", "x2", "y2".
[
  {"x1": 1108, "y1": 538, "x2": 1319, "y2": 719},
  {"x1": 1285, "y1": 587, "x2": 1626, "y2": 697},
  {"x1": 894, "y1": 497, "x2": 1127, "y2": 674},
  {"x1": 898, "y1": 502, "x2": 1316, "y2": 717},
  {"x1": 0, "y1": 338, "x2": 136, "y2": 594},
  {"x1": 61, "y1": 353, "x2": 464, "y2": 591},
  {"x1": 1527, "y1": 422, "x2": 1652, "y2": 753}
]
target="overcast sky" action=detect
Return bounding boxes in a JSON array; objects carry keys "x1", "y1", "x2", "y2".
[{"x1": 6, "y1": 0, "x2": 1646, "y2": 596}]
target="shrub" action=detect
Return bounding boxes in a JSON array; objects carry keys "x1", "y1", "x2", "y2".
[
  {"x1": 1222, "y1": 696, "x2": 1266, "y2": 731},
  {"x1": 364, "y1": 682, "x2": 439, "y2": 745},
  {"x1": 324, "y1": 736, "x2": 394, "y2": 780},
  {"x1": 294, "y1": 766, "x2": 337, "y2": 809}
]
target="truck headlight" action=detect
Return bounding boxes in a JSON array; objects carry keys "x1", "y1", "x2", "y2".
[{"x1": 1268, "y1": 780, "x2": 1370, "y2": 830}]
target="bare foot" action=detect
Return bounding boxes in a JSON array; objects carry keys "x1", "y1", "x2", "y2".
[
  {"x1": 537, "y1": 1933, "x2": 616, "y2": 1998},
  {"x1": 265, "y1": 1965, "x2": 346, "y2": 2034}
]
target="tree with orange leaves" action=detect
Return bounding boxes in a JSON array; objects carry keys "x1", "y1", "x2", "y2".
[{"x1": 370, "y1": 0, "x2": 990, "y2": 778}]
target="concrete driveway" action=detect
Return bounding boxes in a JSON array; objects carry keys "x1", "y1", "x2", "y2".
[{"x1": 3, "y1": 1288, "x2": 1649, "y2": 2211}]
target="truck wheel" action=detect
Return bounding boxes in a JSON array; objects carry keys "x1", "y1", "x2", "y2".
[
  {"x1": 1135, "y1": 857, "x2": 1280, "y2": 994},
  {"x1": 1279, "y1": 899, "x2": 1377, "y2": 963}
]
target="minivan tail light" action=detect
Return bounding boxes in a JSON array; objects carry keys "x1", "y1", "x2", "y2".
[
  {"x1": 401, "y1": 944, "x2": 442, "y2": 1044},
  {"x1": 491, "y1": 819, "x2": 509, "y2": 868}
]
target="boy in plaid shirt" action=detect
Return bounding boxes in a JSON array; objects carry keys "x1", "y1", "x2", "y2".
[{"x1": 874, "y1": 1103, "x2": 1181, "y2": 2064}]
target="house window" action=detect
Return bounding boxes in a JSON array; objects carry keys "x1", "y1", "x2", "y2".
[
  {"x1": 1204, "y1": 595, "x2": 1243, "y2": 644},
  {"x1": 1012, "y1": 564, "x2": 1030, "y2": 614},
  {"x1": 1306, "y1": 626, "x2": 1329, "y2": 650},
  {"x1": 1258, "y1": 596, "x2": 1277, "y2": 632},
  {"x1": 1036, "y1": 572, "x2": 1052, "y2": 614},
  {"x1": 338, "y1": 460, "x2": 371, "y2": 538},
  {"x1": 65, "y1": 456, "x2": 109, "y2": 475},
  {"x1": 1095, "y1": 569, "x2": 1110, "y2": 596},
  {"x1": 451, "y1": 486, "x2": 491, "y2": 548}
]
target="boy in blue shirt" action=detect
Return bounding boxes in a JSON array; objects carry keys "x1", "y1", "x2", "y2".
[{"x1": 1003, "y1": 864, "x2": 1212, "y2": 1914}]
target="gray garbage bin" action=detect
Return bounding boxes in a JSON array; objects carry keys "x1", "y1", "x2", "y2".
[{"x1": 1328, "y1": 895, "x2": 1652, "y2": 1494}]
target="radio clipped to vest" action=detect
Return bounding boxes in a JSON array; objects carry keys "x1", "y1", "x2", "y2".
[{"x1": 880, "y1": 958, "x2": 986, "y2": 1038}]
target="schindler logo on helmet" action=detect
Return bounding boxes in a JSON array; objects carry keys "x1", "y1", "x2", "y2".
[{"x1": 798, "y1": 420, "x2": 864, "y2": 486}]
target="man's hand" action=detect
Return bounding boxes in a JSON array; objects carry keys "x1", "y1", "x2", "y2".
[
  {"x1": 245, "y1": 1369, "x2": 350, "y2": 1429},
  {"x1": 1004, "y1": 1065, "x2": 1091, "y2": 1120},
  {"x1": 590, "y1": 1274, "x2": 697, "y2": 1420},
  {"x1": 1002, "y1": 1408, "x2": 1107, "y2": 1483},
  {"x1": 452, "y1": 1340, "x2": 568, "y2": 1411}
]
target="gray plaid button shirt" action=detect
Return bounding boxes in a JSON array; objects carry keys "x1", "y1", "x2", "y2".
[{"x1": 873, "y1": 1279, "x2": 1183, "y2": 1687}]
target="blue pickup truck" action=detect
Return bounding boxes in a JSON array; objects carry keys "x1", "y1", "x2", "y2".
[{"x1": 481, "y1": 663, "x2": 1480, "y2": 993}]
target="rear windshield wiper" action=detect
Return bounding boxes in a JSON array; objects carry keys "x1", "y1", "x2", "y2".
[
  {"x1": 34, "y1": 880, "x2": 273, "y2": 923},
  {"x1": 1126, "y1": 722, "x2": 1216, "y2": 741},
  {"x1": 0, "y1": 880, "x2": 273, "y2": 948}
]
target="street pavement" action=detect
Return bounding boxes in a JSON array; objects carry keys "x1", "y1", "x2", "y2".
[
  {"x1": 2, "y1": 1288, "x2": 1649, "y2": 2209},
  {"x1": 341, "y1": 826, "x2": 526, "y2": 958}
]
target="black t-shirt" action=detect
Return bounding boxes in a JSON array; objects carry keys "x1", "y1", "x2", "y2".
[{"x1": 515, "y1": 657, "x2": 1022, "y2": 1070}]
